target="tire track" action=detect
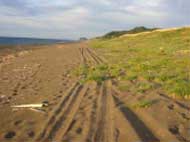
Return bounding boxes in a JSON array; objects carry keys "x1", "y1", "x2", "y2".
[
  {"x1": 94, "y1": 82, "x2": 107, "y2": 142},
  {"x1": 158, "y1": 93, "x2": 190, "y2": 110},
  {"x1": 36, "y1": 81, "x2": 80, "y2": 141},
  {"x1": 36, "y1": 46, "x2": 90, "y2": 142},
  {"x1": 61, "y1": 82, "x2": 98, "y2": 142},
  {"x1": 37, "y1": 44, "x2": 163, "y2": 142},
  {"x1": 85, "y1": 48, "x2": 102, "y2": 65},
  {"x1": 79, "y1": 47, "x2": 88, "y2": 66},
  {"x1": 105, "y1": 81, "x2": 115, "y2": 142},
  {"x1": 47, "y1": 84, "x2": 89, "y2": 142},
  {"x1": 85, "y1": 84, "x2": 101, "y2": 142},
  {"x1": 82, "y1": 47, "x2": 97, "y2": 65},
  {"x1": 86, "y1": 48, "x2": 105, "y2": 64},
  {"x1": 94, "y1": 81, "x2": 115, "y2": 142},
  {"x1": 84, "y1": 48, "x2": 160, "y2": 142}
]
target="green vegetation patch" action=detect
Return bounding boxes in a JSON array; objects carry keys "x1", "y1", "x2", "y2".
[
  {"x1": 90, "y1": 27, "x2": 190, "y2": 99},
  {"x1": 73, "y1": 64, "x2": 126, "y2": 84},
  {"x1": 133, "y1": 100, "x2": 155, "y2": 108}
]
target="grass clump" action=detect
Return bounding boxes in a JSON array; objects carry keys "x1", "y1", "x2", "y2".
[
  {"x1": 136, "y1": 81, "x2": 154, "y2": 93},
  {"x1": 168, "y1": 80, "x2": 190, "y2": 99},
  {"x1": 133, "y1": 100, "x2": 154, "y2": 108}
]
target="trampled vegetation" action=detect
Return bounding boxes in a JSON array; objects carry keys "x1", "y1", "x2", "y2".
[{"x1": 90, "y1": 27, "x2": 190, "y2": 99}]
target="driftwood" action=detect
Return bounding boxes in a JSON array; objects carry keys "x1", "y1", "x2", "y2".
[
  {"x1": 12, "y1": 104, "x2": 43, "y2": 108},
  {"x1": 11, "y1": 104, "x2": 47, "y2": 114}
]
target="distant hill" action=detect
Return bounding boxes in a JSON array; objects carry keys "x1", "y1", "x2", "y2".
[
  {"x1": 79, "y1": 37, "x2": 88, "y2": 41},
  {"x1": 102, "y1": 26, "x2": 158, "y2": 39},
  {"x1": 0, "y1": 36, "x2": 73, "y2": 45}
]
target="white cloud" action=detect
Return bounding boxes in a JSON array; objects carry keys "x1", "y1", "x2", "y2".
[
  {"x1": 124, "y1": 5, "x2": 167, "y2": 17},
  {"x1": 25, "y1": 0, "x2": 77, "y2": 7},
  {"x1": 135, "y1": 0, "x2": 165, "y2": 7},
  {"x1": 0, "y1": 5, "x2": 91, "y2": 39},
  {"x1": 42, "y1": 6, "x2": 90, "y2": 29},
  {"x1": 87, "y1": 0, "x2": 113, "y2": 6},
  {"x1": 0, "y1": 0, "x2": 190, "y2": 39},
  {"x1": 0, "y1": 5, "x2": 23, "y2": 16}
]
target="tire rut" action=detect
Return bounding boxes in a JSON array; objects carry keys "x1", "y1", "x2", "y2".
[
  {"x1": 61, "y1": 82, "x2": 98, "y2": 142},
  {"x1": 48, "y1": 84, "x2": 89, "y2": 142},
  {"x1": 158, "y1": 93, "x2": 190, "y2": 110},
  {"x1": 82, "y1": 46, "x2": 161, "y2": 142},
  {"x1": 36, "y1": 44, "x2": 182, "y2": 142},
  {"x1": 94, "y1": 81, "x2": 115, "y2": 142},
  {"x1": 36, "y1": 81, "x2": 81, "y2": 141},
  {"x1": 85, "y1": 48, "x2": 102, "y2": 65},
  {"x1": 82, "y1": 48, "x2": 97, "y2": 65},
  {"x1": 79, "y1": 47, "x2": 88, "y2": 66},
  {"x1": 85, "y1": 84, "x2": 101, "y2": 142},
  {"x1": 86, "y1": 48, "x2": 105, "y2": 64}
]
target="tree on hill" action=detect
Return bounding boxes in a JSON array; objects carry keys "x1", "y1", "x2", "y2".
[{"x1": 103, "y1": 26, "x2": 158, "y2": 39}]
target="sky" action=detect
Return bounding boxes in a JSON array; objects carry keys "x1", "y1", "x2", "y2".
[{"x1": 0, "y1": 0, "x2": 190, "y2": 39}]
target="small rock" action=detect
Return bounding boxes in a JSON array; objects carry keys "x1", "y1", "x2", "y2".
[
  {"x1": 76, "y1": 128, "x2": 82, "y2": 134},
  {"x1": 8, "y1": 96, "x2": 12, "y2": 100},
  {"x1": 4, "y1": 131, "x2": 16, "y2": 139},
  {"x1": 169, "y1": 126, "x2": 179, "y2": 134},
  {"x1": 14, "y1": 120, "x2": 23, "y2": 126},
  {"x1": 28, "y1": 131, "x2": 35, "y2": 138},
  {"x1": 0, "y1": 95, "x2": 5, "y2": 99},
  {"x1": 168, "y1": 104, "x2": 174, "y2": 110}
]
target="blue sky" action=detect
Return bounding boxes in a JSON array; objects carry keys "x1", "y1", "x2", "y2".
[{"x1": 0, "y1": 0, "x2": 190, "y2": 39}]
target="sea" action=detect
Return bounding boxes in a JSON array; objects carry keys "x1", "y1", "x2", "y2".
[{"x1": 0, "y1": 36, "x2": 72, "y2": 45}]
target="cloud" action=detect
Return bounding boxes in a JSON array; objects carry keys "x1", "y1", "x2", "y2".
[
  {"x1": 124, "y1": 6, "x2": 164, "y2": 17},
  {"x1": 0, "y1": 6, "x2": 89, "y2": 29},
  {"x1": 0, "y1": 0, "x2": 190, "y2": 39}
]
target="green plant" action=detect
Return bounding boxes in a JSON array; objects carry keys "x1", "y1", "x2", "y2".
[
  {"x1": 136, "y1": 82, "x2": 153, "y2": 93},
  {"x1": 168, "y1": 80, "x2": 190, "y2": 98},
  {"x1": 133, "y1": 100, "x2": 154, "y2": 108}
]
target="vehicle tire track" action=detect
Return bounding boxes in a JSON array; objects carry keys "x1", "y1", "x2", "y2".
[
  {"x1": 46, "y1": 84, "x2": 89, "y2": 142},
  {"x1": 84, "y1": 46, "x2": 160, "y2": 142},
  {"x1": 82, "y1": 47, "x2": 97, "y2": 65},
  {"x1": 87, "y1": 49, "x2": 166, "y2": 142},
  {"x1": 36, "y1": 80, "x2": 81, "y2": 141},
  {"x1": 37, "y1": 45, "x2": 94, "y2": 141},
  {"x1": 94, "y1": 80, "x2": 115, "y2": 142},
  {"x1": 36, "y1": 46, "x2": 90, "y2": 142},
  {"x1": 85, "y1": 48, "x2": 102, "y2": 65},
  {"x1": 158, "y1": 93, "x2": 190, "y2": 110},
  {"x1": 61, "y1": 82, "x2": 98, "y2": 142},
  {"x1": 79, "y1": 47, "x2": 88, "y2": 66},
  {"x1": 85, "y1": 84, "x2": 102, "y2": 142},
  {"x1": 86, "y1": 48, "x2": 105, "y2": 64}
]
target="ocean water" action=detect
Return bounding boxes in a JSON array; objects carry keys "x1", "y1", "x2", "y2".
[{"x1": 0, "y1": 37, "x2": 72, "y2": 45}]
